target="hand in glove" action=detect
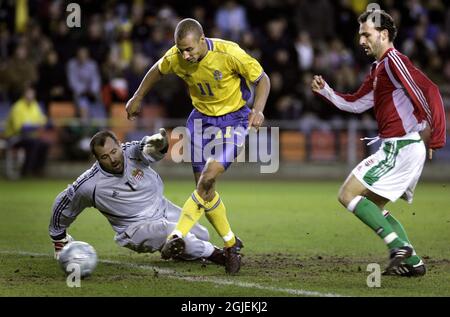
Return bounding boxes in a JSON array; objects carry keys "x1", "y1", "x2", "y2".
[
  {"x1": 140, "y1": 128, "x2": 169, "y2": 159},
  {"x1": 52, "y1": 234, "x2": 74, "y2": 260}
]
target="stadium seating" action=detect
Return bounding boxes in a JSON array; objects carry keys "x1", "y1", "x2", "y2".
[
  {"x1": 110, "y1": 103, "x2": 136, "y2": 142},
  {"x1": 339, "y1": 131, "x2": 366, "y2": 161},
  {"x1": 49, "y1": 101, "x2": 77, "y2": 122},
  {"x1": 310, "y1": 130, "x2": 336, "y2": 161},
  {"x1": 4, "y1": 142, "x2": 25, "y2": 179},
  {"x1": 280, "y1": 131, "x2": 306, "y2": 162}
]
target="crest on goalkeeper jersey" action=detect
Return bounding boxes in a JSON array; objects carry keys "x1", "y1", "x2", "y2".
[{"x1": 132, "y1": 168, "x2": 144, "y2": 180}]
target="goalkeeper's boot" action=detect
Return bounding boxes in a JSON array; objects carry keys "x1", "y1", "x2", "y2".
[
  {"x1": 384, "y1": 245, "x2": 413, "y2": 274},
  {"x1": 224, "y1": 237, "x2": 244, "y2": 274},
  {"x1": 383, "y1": 260, "x2": 426, "y2": 277},
  {"x1": 161, "y1": 235, "x2": 185, "y2": 260}
]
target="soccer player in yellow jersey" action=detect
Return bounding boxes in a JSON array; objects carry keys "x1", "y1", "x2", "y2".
[{"x1": 126, "y1": 18, "x2": 270, "y2": 274}]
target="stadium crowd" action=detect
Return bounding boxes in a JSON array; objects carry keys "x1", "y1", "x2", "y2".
[
  {"x1": 0, "y1": 0, "x2": 449, "y2": 171},
  {"x1": 1, "y1": 0, "x2": 449, "y2": 117}
]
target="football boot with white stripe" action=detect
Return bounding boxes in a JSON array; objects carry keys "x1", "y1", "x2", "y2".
[
  {"x1": 383, "y1": 260, "x2": 426, "y2": 277},
  {"x1": 383, "y1": 245, "x2": 413, "y2": 274}
]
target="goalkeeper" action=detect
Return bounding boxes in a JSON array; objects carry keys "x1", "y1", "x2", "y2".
[{"x1": 48, "y1": 129, "x2": 225, "y2": 267}]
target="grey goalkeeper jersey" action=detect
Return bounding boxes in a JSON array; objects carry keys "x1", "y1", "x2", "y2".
[{"x1": 49, "y1": 141, "x2": 169, "y2": 239}]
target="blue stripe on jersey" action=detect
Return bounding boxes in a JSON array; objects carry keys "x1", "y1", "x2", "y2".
[
  {"x1": 52, "y1": 195, "x2": 70, "y2": 230},
  {"x1": 52, "y1": 195, "x2": 66, "y2": 229},
  {"x1": 254, "y1": 71, "x2": 264, "y2": 84},
  {"x1": 52, "y1": 194, "x2": 69, "y2": 226},
  {"x1": 53, "y1": 167, "x2": 99, "y2": 230},
  {"x1": 239, "y1": 74, "x2": 251, "y2": 102},
  {"x1": 206, "y1": 38, "x2": 214, "y2": 51},
  {"x1": 121, "y1": 141, "x2": 139, "y2": 150},
  {"x1": 73, "y1": 166, "x2": 99, "y2": 191}
]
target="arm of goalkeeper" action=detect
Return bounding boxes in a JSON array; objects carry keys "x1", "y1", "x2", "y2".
[
  {"x1": 51, "y1": 233, "x2": 74, "y2": 260},
  {"x1": 140, "y1": 128, "x2": 169, "y2": 161}
]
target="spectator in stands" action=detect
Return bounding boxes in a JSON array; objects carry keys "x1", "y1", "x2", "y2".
[
  {"x1": 37, "y1": 50, "x2": 67, "y2": 113},
  {"x1": 142, "y1": 26, "x2": 172, "y2": 62},
  {"x1": 215, "y1": 0, "x2": 249, "y2": 42},
  {"x1": 0, "y1": 24, "x2": 11, "y2": 62},
  {"x1": 0, "y1": 0, "x2": 447, "y2": 163},
  {"x1": 24, "y1": 23, "x2": 52, "y2": 66},
  {"x1": 295, "y1": 31, "x2": 314, "y2": 72},
  {"x1": 240, "y1": 30, "x2": 262, "y2": 60},
  {"x1": 124, "y1": 53, "x2": 152, "y2": 104},
  {"x1": 67, "y1": 47, "x2": 105, "y2": 120},
  {"x1": 101, "y1": 48, "x2": 128, "y2": 109},
  {"x1": 4, "y1": 44, "x2": 38, "y2": 102},
  {"x1": 4, "y1": 86, "x2": 49, "y2": 177},
  {"x1": 82, "y1": 16, "x2": 109, "y2": 65},
  {"x1": 51, "y1": 20, "x2": 77, "y2": 66},
  {"x1": 294, "y1": 0, "x2": 335, "y2": 41},
  {"x1": 403, "y1": 23, "x2": 436, "y2": 68}
]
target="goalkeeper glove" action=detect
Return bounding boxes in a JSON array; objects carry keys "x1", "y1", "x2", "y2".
[
  {"x1": 140, "y1": 128, "x2": 169, "y2": 160},
  {"x1": 52, "y1": 234, "x2": 74, "y2": 260}
]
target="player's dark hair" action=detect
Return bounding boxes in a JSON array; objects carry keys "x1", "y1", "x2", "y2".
[
  {"x1": 90, "y1": 130, "x2": 120, "y2": 157},
  {"x1": 174, "y1": 18, "x2": 204, "y2": 42},
  {"x1": 358, "y1": 10, "x2": 397, "y2": 42}
]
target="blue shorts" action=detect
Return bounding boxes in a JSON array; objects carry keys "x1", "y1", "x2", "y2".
[{"x1": 186, "y1": 106, "x2": 250, "y2": 173}]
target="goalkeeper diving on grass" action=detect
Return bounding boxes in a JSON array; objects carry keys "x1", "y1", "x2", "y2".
[{"x1": 48, "y1": 129, "x2": 226, "y2": 268}]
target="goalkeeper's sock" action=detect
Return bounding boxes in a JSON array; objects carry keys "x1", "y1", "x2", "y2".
[
  {"x1": 171, "y1": 190, "x2": 206, "y2": 238},
  {"x1": 348, "y1": 196, "x2": 406, "y2": 249},
  {"x1": 383, "y1": 210, "x2": 422, "y2": 266},
  {"x1": 204, "y1": 192, "x2": 236, "y2": 248}
]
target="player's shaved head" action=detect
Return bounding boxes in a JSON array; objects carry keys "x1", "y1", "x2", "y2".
[
  {"x1": 174, "y1": 18, "x2": 204, "y2": 42},
  {"x1": 90, "y1": 130, "x2": 120, "y2": 157}
]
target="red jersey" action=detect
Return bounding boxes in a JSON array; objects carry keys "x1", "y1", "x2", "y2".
[{"x1": 316, "y1": 48, "x2": 446, "y2": 149}]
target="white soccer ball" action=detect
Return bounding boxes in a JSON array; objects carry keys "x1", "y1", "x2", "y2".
[{"x1": 58, "y1": 241, "x2": 98, "y2": 278}]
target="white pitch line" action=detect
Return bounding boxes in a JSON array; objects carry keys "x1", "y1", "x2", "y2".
[{"x1": 0, "y1": 250, "x2": 345, "y2": 297}]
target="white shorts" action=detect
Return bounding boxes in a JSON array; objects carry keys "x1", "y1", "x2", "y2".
[
  {"x1": 114, "y1": 200, "x2": 214, "y2": 259},
  {"x1": 352, "y1": 132, "x2": 426, "y2": 203}
]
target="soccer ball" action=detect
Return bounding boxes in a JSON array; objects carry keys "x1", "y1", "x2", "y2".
[{"x1": 58, "y1": 241, "x2": 98, "y2": 278}]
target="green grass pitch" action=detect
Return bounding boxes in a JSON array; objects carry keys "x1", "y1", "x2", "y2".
[{"x1": 0, "y1": 179, "x2": 449, "y2": 296}]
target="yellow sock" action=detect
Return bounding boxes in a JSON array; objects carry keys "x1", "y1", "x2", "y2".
[
  {"x1": 205, "y1": 192, "x2": 236, "y2": 247},
  {"x1": 172, "y1": 191, "x2": 206, "y2": 238}
]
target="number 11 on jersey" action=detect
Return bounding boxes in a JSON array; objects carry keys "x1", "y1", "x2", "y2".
[{"x1": 197, "y1": 82, "x2": 214, "y2": 96}]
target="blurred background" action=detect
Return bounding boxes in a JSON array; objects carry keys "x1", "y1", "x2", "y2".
[{"x1": 0, "y1": 0, "x2": 449, "y2": 180}]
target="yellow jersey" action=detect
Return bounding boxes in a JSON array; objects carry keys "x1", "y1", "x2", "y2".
[
  {"x1": 158, "y1": 38, "x2": 264, "y2": 116},
  {"x1": 5, "y1": 98, "x2": 47, "y2": 138}
]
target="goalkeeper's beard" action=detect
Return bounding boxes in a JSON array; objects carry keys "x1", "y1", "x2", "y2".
[
  {"x1": 102, "y1": 158, "x2": 124, "y2": 174},
  {"x1": 111, "y1": 161, "x2": 124, "y2": 174}
]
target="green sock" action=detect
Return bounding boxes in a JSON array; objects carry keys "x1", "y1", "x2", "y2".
[
  {"x1": 383, "y1": 210, "x2": 421, "y2": 266},
  {"x1": 353, "y1": 197, "x2": 406, "y2": 249}
]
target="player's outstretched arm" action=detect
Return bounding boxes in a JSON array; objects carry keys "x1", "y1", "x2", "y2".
[
  {"x1": 312, "y1": 73, "x2": 374, "y2": 114},
  {"x1": 249, "y1": 72, "x2": 270, "y2": 130},
  {"x1": 311, "y1": 75, "x2": 326, "y2": 93},
  {"x1": 126, "y1": 60, "x2": 164, "y2": 120},
  {"x1": 49, "y1": 178, "x2": 95, "y2": 259}
]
